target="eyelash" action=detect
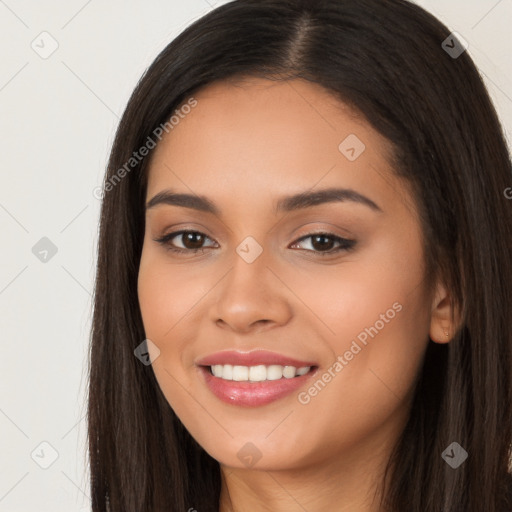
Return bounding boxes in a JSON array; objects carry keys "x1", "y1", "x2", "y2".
[{"x1": 153, "y1": 230, "x2": 356, "y2": 257}]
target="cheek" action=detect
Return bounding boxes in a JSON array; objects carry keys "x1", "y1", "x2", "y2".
[
  {"x1": 279, "y1": 296, "x2": 428, "y2": 464},
  {"x1": 137, "y1": 246, "x2": 223, "y2": 397},
  {"x1": 282, "y1": 228, "x2": 430, "y2": 360},
  {"x1": 292, "y1": 235, "x2": 431, "y2": 440},
  {"x1": 136, "y1": 251, "x2": 193, "y2": 393},
  {"x1": 137, "y1": 248, "x2": 208, "y2": 342},
  {"x1": 137, "y1": 251, "x2": 201, "y2": 415}
]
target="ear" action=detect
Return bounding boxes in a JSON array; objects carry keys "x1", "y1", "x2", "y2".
[{"x1": 429, "y1": 280, "x2": 458, "y2": 344}]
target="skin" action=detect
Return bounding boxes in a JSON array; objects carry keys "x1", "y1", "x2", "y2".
[{"x1": 137, "y1": 77, "x2": 456, "y2": 512}]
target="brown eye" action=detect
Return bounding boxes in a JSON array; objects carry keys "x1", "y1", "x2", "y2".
[
  {"x1": 290, "y1": 233, "x2": 356, "y2": 255},
  {"x1": 179, "y1": 232, "x2": 207, "y2": 250},
  {"x1": 310, "y1": 234, "x2": 336, "y2": 251},
  {"x1": 154, "y1": 230, "x2": 217, "y2": 254}
]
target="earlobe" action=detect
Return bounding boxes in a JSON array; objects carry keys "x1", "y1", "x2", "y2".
[
  {"x1": 430, "y1": 326, "x2": 452, "y2": 344},
  {"x1": 429, "y1": 281, "x2": 457, "y2": 344}
]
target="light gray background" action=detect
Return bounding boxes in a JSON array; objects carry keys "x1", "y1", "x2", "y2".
[{"x1": 0, "y1": 1, "x2": 510, "y2": 510}]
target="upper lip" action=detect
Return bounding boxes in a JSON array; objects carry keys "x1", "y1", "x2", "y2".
[{"x1": 195, "y1": 350, "x2": 317, "y2": 368}]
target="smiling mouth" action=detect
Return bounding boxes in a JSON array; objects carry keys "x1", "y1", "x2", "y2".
[{"x1": 203, "y1": 364, "x2": 318, "y2": 381}]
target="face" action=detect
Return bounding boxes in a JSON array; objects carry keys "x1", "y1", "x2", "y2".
[{"x1": 137, "y1": 77, "x2": 441, "y2": 472}]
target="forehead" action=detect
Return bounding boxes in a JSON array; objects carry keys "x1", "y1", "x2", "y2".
[{"x1": 145, "y1": 77, "x2": 408, "y2": 216}]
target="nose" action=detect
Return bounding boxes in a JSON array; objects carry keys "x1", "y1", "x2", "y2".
[{"x1": 210, "y1": 249, "x2": 293, "y2": 334}]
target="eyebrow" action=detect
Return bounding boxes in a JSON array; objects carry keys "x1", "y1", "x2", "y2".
[{"x1": 145, "y1": 187, "x2": 382, "y2": 215}]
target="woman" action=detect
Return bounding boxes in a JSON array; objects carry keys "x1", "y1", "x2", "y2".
[{"x1": 88, "y1": 0, "x2": 512, "y2": 510}]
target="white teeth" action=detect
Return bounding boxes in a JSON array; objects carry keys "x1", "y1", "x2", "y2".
[
  {"x1": 296, "y1": 366, "x2": 310, "y2": 376},
  {"x1": 232, "y1": 365, "x2": 249, "y2": 381},
  {"x1": 209, "y1": 364, "x2": 312, "y2": 381},
  {"x1": 249, "y1": 365, "x2": 267, "y2": 381},
  {"x1": 266, "y1": 365, "x2": 284, "y2": 380},
  {"x1": 212, "y1": 364, "x2": 224, "y2": 378},
  {"x1": 222, "y1": 364, "x2": 233, "y2": 380},
  {"x1": 282, "y1": 366, "x2": 296, "y2": 378}
]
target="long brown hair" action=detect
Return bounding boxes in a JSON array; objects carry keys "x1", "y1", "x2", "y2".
[{"x1": 87, "y1": 0, "x2": 512, "y2": 510}]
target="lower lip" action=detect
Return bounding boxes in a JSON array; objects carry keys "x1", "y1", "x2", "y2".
[{"x1": 198, "y1": 366, "x2": 318, "y2": 407}]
